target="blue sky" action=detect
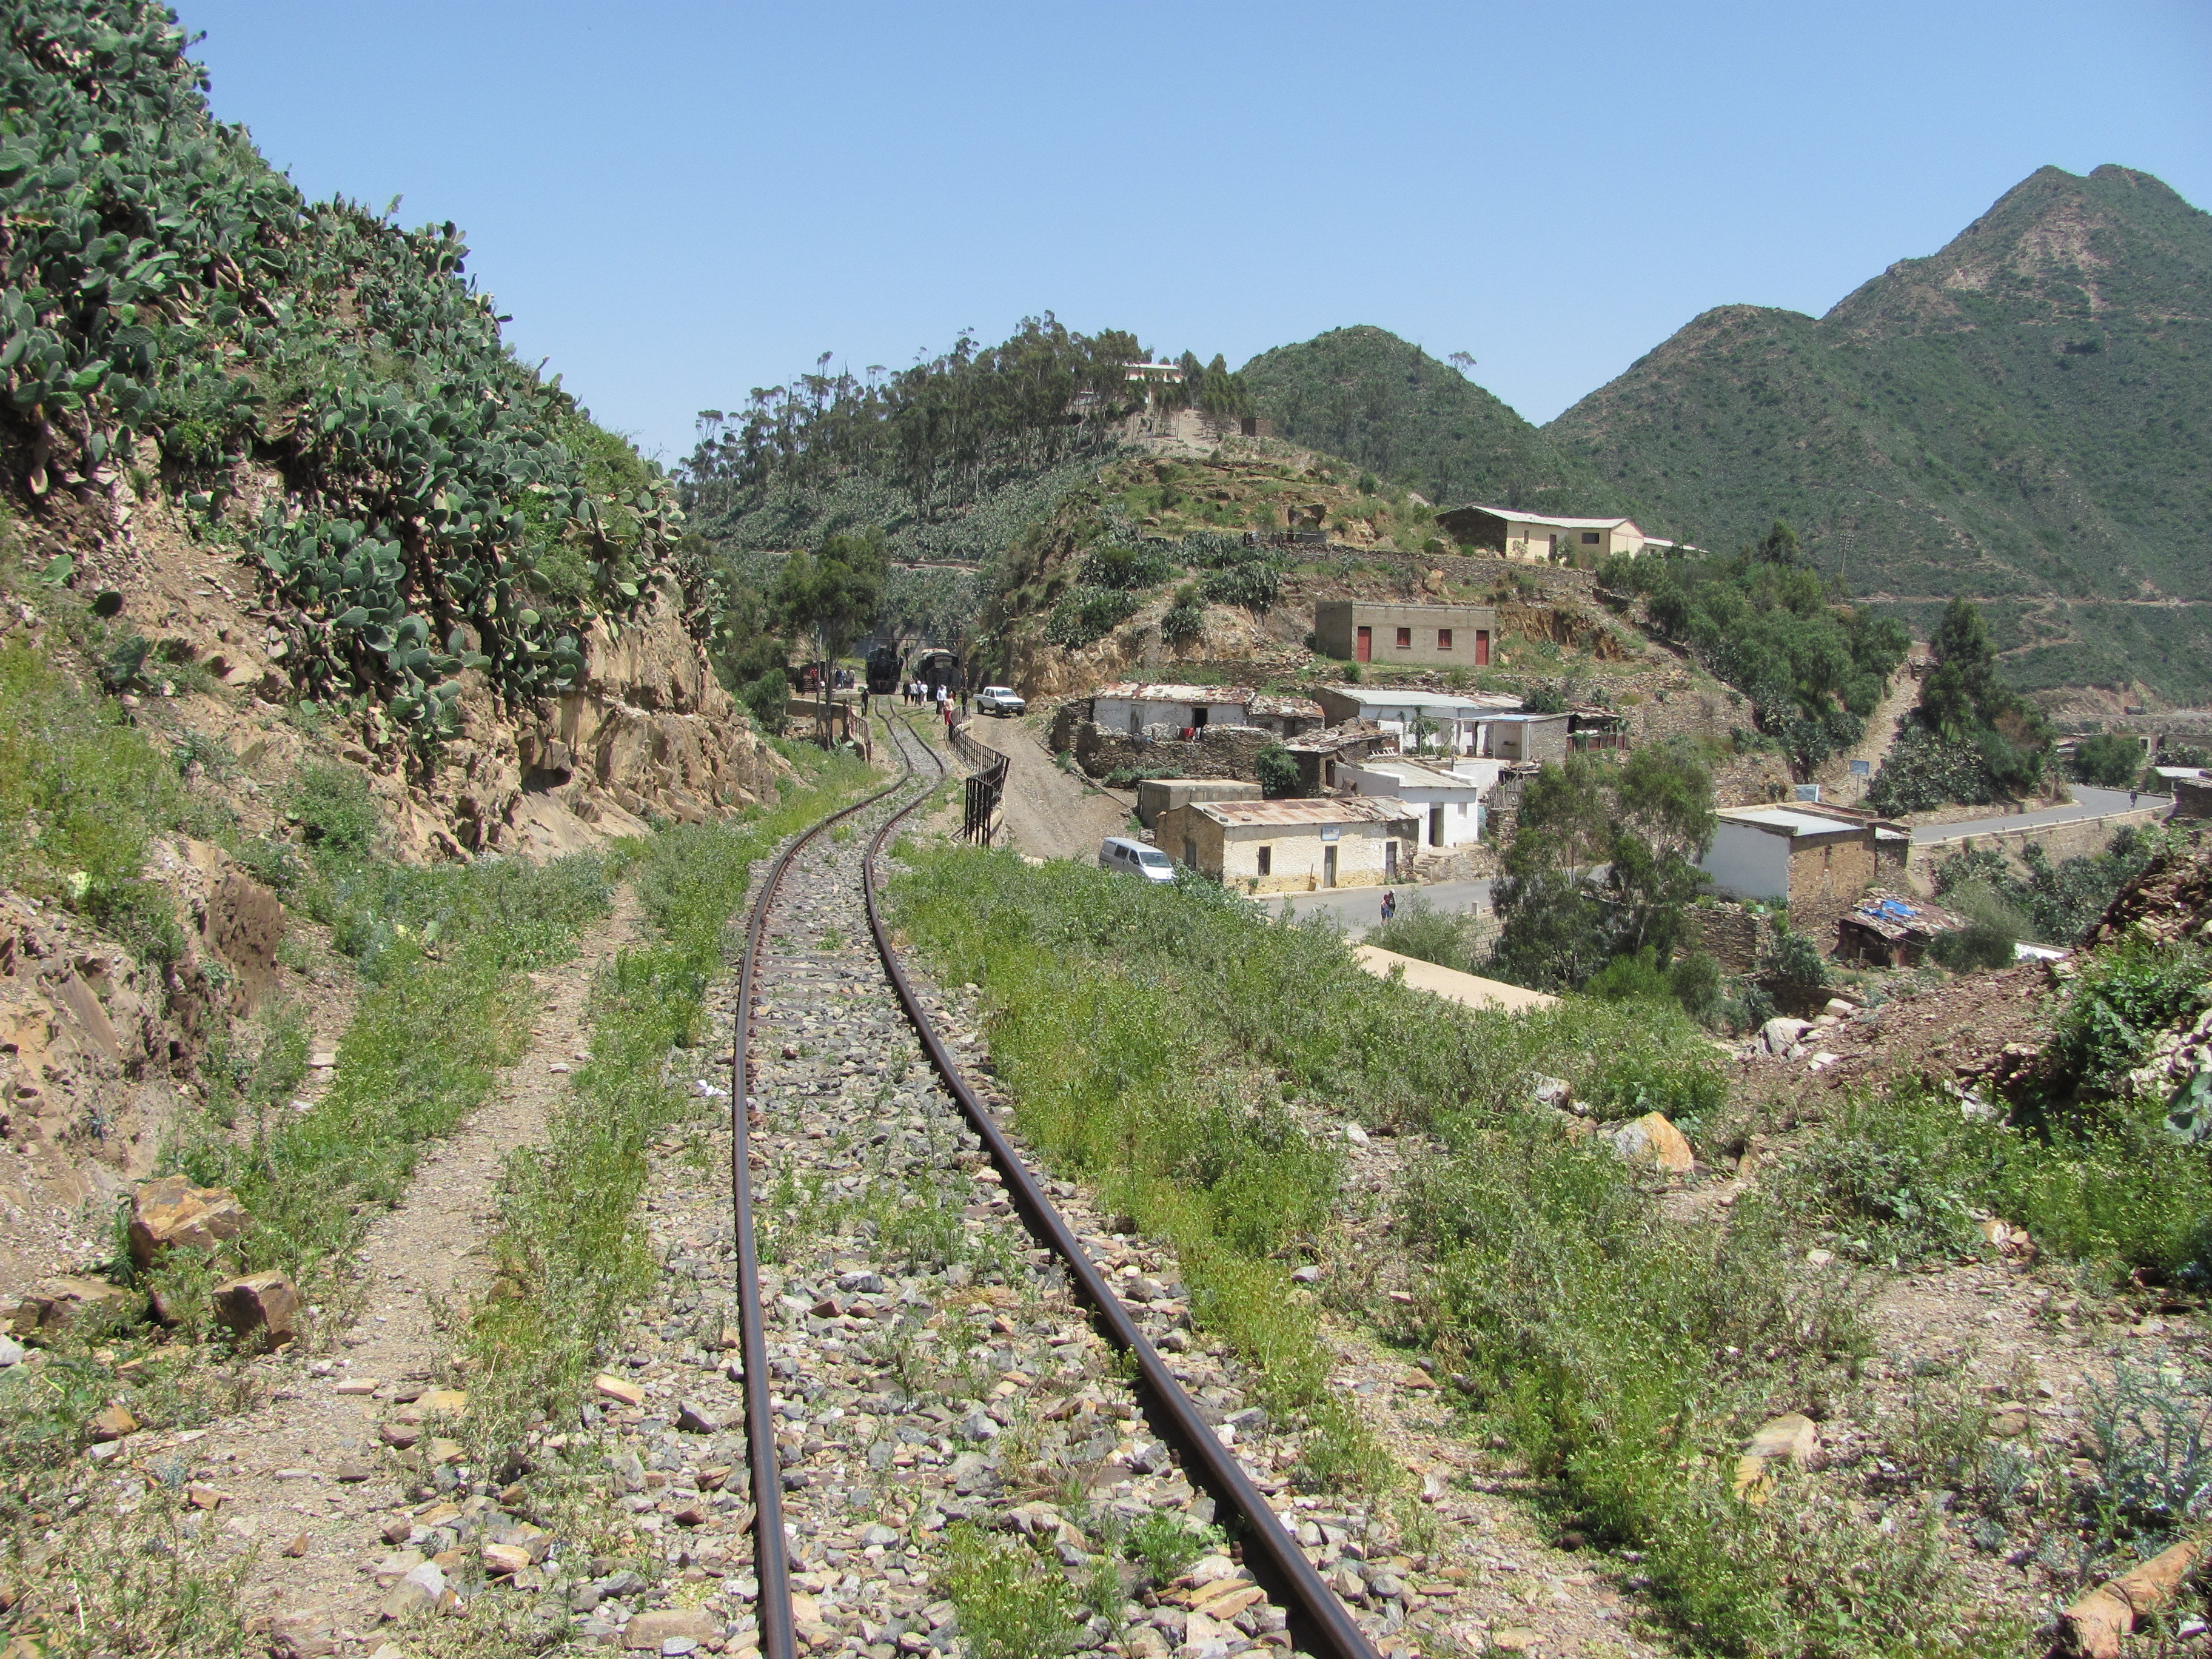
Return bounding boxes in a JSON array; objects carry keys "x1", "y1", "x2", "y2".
[{"x1": 182, "y1": 1, "x2": 2211, "y2": 468}]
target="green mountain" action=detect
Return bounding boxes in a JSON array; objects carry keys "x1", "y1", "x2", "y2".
[
  {"x1": 1239, "y1": 326, "x2": 1612, "y2": 514},
  {"x1": 1546, "y1": 165, "x2": 2212, "y2": 703}
]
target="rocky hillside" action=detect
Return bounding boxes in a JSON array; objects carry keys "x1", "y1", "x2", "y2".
[
  {"x1": 1547, "y1": 165, "x2": 2212, "y2": 705},
  {"x1": 0, "y1": 4, "x2": 787, "y2": 1284}
]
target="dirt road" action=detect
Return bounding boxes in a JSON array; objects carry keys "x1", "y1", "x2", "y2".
[{"x1": 969, "y1": 714, "x2": 1129, "y2": 862}]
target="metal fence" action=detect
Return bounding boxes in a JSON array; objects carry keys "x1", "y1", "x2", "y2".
[{"x1": 947, "y1": 721, "x2": 1009, "y2": 845}]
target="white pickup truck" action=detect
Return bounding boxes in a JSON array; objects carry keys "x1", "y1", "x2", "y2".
[{"x1": 974, "y1": 685, "x2": 1027, "y2": 716}]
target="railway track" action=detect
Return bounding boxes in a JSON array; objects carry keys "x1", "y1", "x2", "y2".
[{"x1": 728, "y1": 717, "x2": 1379, "y2": 1659}]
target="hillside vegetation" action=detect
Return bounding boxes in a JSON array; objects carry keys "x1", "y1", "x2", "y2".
[
  {"x1": 1239, "y1": 325, "x2": 1615, "y2": 517},
  {"x1": 2, "y1": 0, "x2": 689, "y2": 745},
  {"x1": 1547, "y1": 165, "x2": 2212, "y2": 703}
]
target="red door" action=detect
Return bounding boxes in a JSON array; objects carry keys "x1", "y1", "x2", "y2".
[
  {"x1": 1475, "y1": 629, "x2": 1490, "y2": 666},
  {"x1": 1355, "y1": 626, "x2": 1372, "y2": 663}
]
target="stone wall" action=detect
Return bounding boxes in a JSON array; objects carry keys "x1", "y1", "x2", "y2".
[
  {"x1": 1903, "y1": 803, "x2": 2176, "y2": 890},
  {"x1": 1070, "y1": 720, "x2": 1275, "y2": 782},
  {"x1": 1683, "y1": 901, "x2": 1774, "y2": 974}
]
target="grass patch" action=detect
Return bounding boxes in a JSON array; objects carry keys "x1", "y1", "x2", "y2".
[
  {"x1": 460, "y1": 750, "x2": 879, "y2": 1450},
  {"x1": 891, "y1": 847, "x2": 2018, "y2": 1654},
  {"x1": 166, "y1": 852, "x2": 616, "y2": 1305}
]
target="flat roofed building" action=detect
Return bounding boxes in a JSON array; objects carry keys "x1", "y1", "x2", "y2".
[
  {"x1": 1313, "y1": 600, "x2": 1496, "y2": 666},
  {"x1": 1245, "y1": 692, "x2": 1326, "y2": 739},
  {"x1": 1697, "y1": 803, "x2": 1902, "y2": 910},
  {"x1": 1435, "y1": 503, "x2": 1652, "y2": 563},
  {"x1": 1155, "y1": 795, "x2": 1417, "y2": 893},
  {"x1": 1338, "y1": 758, "x2": 1487, "y2": 848}
]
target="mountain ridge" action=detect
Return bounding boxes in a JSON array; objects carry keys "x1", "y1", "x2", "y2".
[{"x1": 1546, "y1": 163, "x2": 2212, "y2": 703}]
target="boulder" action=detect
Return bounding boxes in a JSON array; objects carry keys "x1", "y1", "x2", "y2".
[
  {"x1": 10, "y1": 1275, "x2": 133, "y2": 1337},
  {"x1": 127, "y1": 1175, "x2": 250, "y2": 1269},
  {"x1": 1606, "y1": 1112, "x2": 1695, "y2": 1175},
  {"x1": 380, "y1": 1560, "x2": 455, "y2": 1621},
  {"x1": 1732, "y1": 1411, "x2": 1821, "y2": 1503},
  {"x1": 1758, "y1": 1016, "x2": 1811, "y2": 1056},
  {"x1": 622, "y1": 1609, "x2": 719, "y2": 1650},
  {"x1": 212, "y1": 1271, "x2": 298, "y2": 1347}
]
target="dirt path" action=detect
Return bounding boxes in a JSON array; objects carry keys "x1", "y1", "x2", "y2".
[
  {"x1": 984, "y1": 716, "x2": 1130, "y2": 862},
  {"x1": 158, "y1": 890, "x2": 643, "y2": 1649}
]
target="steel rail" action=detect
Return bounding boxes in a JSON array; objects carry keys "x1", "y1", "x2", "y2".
[
  {"x1": 861, "y1": 719, "x2": 1381, "y2": 1659},
  {"x1": 730, "y1": 757, "x2": 919, "y2": 1659}
]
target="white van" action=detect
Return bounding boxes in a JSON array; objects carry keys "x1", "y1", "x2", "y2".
[{"x1": 1098, "y1": 836, "x2": 1175, "y2": 882}]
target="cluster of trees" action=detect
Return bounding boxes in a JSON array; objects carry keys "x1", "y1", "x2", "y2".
[
  {"x1": 699, "y1": 531, "x2": 889, "y2": 737},
  {"x1": 1866, "y1": 597, "x2": 2051, "y2": 812},
  {"x1": 1486, "y1": 743, "x2": 1722, "y2": 1013},
  {"x1": 678, "y1": 320, "x2": 1253, "y2": 541},
  {"x1": 1606, "y1": 521, "x2": 1911, "y2": 772}
]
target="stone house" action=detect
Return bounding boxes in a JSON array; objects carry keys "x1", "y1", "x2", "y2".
[
  {"x1": 1089, "y1": 682, "x2": 1253, "y2": 737},
  {"x1": 1697, "y1": 802, "x2": 1910, "y2": 949},
  {"x1": 1155, "y1": 796, "x2": 1419, "y2": 893},
  {"x1": 1313, "y1": 601, "x2": 1496, "y2": 666}
]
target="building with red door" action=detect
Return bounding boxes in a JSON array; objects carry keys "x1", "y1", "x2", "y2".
[{"x1": 1313, "y1": 601, "x2": 1496, "y2": 667}]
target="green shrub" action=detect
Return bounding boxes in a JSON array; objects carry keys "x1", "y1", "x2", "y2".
[
  {"x1": 940, "y1": 1523, "x2": 1082, "y2": 1659},
  {"x1": 1159, "y1": 585, "x2": 1204, "y2": 648},
  {"x1": 2072, "y1": 731, "x2": 2146, "y2": 788},
  {"x1": 740, "y1": 666, "x2": 789, "y2": 733},
  {"x1": 0, "y1": 638, "x2": 188, "y2": 961},
  {"x1": 1044, "y1": 587, "x2": 1139, "y2": 649},
  {"x1": 2045, "y1": 939, "x2": 2210, "y2": 1104},
  {"x1": 1124, "y1": 1512, "x2": 1224, "y2": 1584},
  {"x1": 1255, "y1": 743, "x2": 1299, "y2": 797},
  {"x1": 1078, "y1": 542, "x2": 1172, "y2": 592},
  {"x1": 1196, "y1": 561, "x2": 1278, "y2": 614},
  {"x1": 283, "y1": 763, "x2": 383, "y2": 858}
]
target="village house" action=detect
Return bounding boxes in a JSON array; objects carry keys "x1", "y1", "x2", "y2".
[
  {"x1": 1435, "y1": 503, "x2": 1673, "y2": 563},
  {"x1": 1311, "y1": 688, "x2": 1524, "y2": 755},
  {"x1": 1155, "y1": 796, "x2": 1419, "y2": 893},
  {"x1": 1133, "y1": 778, "x2": 1261, "y2": 830},
  {"x1": 1337, "y1": 758, "x2": 1489, "y2": 848},
  {"x1": 1835, "y1": 888, "x2": 1971, "y2": 968},
  {"x1": 1281, "y1": 722, "x2": 1392, "y2": 794},
  {"x1": 1244, "y1": 692, "x2": 1327, "y2": 739},
  {"x1": 1089, "y1": 682, "x2": 1255, "y2": 737},
  {"x1": 1697, "y1": 803, "x2": 1911, "y2": 946},
  {"x1": 1313, "y1": 600, "x2": 1497, "y2": 666}
]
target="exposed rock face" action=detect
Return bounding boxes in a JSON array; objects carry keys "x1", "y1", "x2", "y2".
[{"x1": 0, "y1": 893, "x2": 192, "y2": 1278}]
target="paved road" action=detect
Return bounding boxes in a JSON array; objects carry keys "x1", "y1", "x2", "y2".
[
  {"x1": 1910, "y1": 784, "x2": 2171, "y2": 843},
  {"x1": 1258, "y1": 878, "x2": 1493, "y2": 934}
]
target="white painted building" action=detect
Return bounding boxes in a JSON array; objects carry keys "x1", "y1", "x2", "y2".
[
  {"x1": 1090, "y1": 682, "x2": 1252, "y2": 737},
  {"x1": 1338, "y1": 758, "x2": 1489, "y2": 848},
  {"x1": 1311, "y1": 687, "x2": 1521, "y2": 755}
]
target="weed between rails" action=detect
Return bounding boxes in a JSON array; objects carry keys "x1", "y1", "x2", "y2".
[
  {"x1": 888, "y1": 848, "x2": 2030, "y2": 1657},
  {"x1": 460, "y1": 752, "x2": 878, "y2": 1457}
]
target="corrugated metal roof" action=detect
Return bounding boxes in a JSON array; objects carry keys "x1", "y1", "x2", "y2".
[
  {"x1": 1441, "y1": 503, "x2": 1640, "y2": 532},
  {"x1": 1329, "y1": 687, "x2": 1523, "y2": 714},
  {"x1": 1717, "y1": 806, "x2": 1868, "y2": 837},
  {"x1": 1190, "y1": 796, "x2": 1416, "y2": 828},
  {"x1": 1093, "y1": 682, "x2": 1253, "y2": 705}
]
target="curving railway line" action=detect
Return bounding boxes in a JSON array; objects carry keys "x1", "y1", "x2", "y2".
[{"x1": 725, "y1": 716, "x2": 1379, "y2": 1659}]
